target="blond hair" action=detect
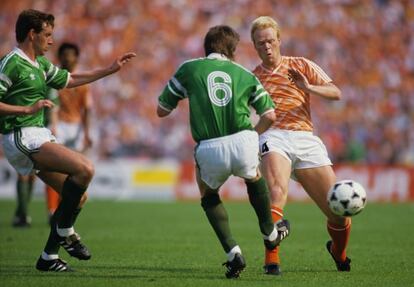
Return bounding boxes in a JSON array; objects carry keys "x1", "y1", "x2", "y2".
[{"x1": 250, "y1": 16, "x2": 281, "y2": 43}]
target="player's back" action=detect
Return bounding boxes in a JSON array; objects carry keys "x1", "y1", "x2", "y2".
[{"x1": 177, "y1": 54, "x2": 261, "y2": 142}]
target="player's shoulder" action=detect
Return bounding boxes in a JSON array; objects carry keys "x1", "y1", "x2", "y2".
[
  {"x1": 0, "y1": 50, "x2": 21, "y2": 73},
  {"x1": 283, "y1": 55, "x2": 310, "y2": 65},
  {"x1": 283, "y1": 55, "x2": 321, "y2": 69},
  {"x1": 36, "y1": 55, "x2": 52, "y2": 68},
  {"x1": 229, "y1": 61, "x2": 256, "y2": 77},
  {"x1": 177, "y1": 57, "x2": 205, "y2": 70}
]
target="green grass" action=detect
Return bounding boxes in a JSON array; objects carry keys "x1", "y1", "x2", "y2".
[{"x1": 0, "y1": 200, "x2": 413, "y2": 287}]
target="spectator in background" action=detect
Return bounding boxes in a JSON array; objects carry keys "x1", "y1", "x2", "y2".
[
  {"x1": 45, "y1": 42, "x2": 93, "y2": 222},
  {"x1": 0, "y1": 0, "x2": 412, "y2": 165}
]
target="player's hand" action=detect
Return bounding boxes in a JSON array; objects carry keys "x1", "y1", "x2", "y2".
[
  {"x1": 288, "y1": 69, "x2": 311, "y2": 92},
  {"x1": 27, "y1": 99, "x2": 54, "y2": 114},
  {"x1": 109, "y1": 52, "x2": 137, "y2": 73}
]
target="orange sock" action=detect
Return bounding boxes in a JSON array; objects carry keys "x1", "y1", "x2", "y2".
[
  {"x1": 327, "y1": 219, "x2": 351, "y2": 262},
  {"x1": 46, "y1": 185, "x2": 60, "y2": 215},
  {"x1": 265, "y1": 205, "x2": 283, "y2": 265}
]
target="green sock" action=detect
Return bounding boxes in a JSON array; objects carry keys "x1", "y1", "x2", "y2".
[
  {"x1": 246, "y1": 177, "x2": 274, "y2": 236},
  {"x1": 71, "y1": 208, "x2": 82, "y2": 225},
  {"x1": 44, "y1": 212, "x2": 60, "y2": 254},
  {"x1": 201, "y1": 193, "x2": 237, "y2": 253},
  {"x1": 15, "y1": 178, "x2": 30, "y2": 217},
  {"x1": 56, "y1": 177, "x2": 86, "y2": 228}
]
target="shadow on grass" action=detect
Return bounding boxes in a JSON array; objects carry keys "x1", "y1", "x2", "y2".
[
  {"x1": 0, "y1": 263, "x2": 342, "y2": 282},
  {"x1": 0, "y1": 263, "x2": 222, "y2": 280}
]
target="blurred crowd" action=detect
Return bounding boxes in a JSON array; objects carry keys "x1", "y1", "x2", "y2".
[{"x1": 0, "y1": 0, "x2": 413, "y2": 165}]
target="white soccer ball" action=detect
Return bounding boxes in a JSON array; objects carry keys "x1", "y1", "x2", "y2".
[{"x1": 327, "y1": 180, "x2": 367, "y2": 217}]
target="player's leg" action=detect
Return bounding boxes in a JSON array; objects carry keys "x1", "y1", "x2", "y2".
[
  {"x1": 35, "y1": 170, "x2": 91, "y2": 271},
  {"x1": 244, "y1": 171, "x2": 290, "y2": 252},
  {"x1": 233, "y1": 131, "x2": 279, "y2": 243},
  {"x1": 39, "y1": 170, "x2": 89, "y2": 227},
  {"x1": 260, "y1": 152, "x2": 291, "y2": 275},
  {"x1": 32, "y1": 143, "x2": 93, "y2": 271},
  {"x1": 32, "y1": 142, "x2": 93, "y2": 232},
  {"x1": 295, "y1": 166, "x2": 352, "y2": 271},
  {"x1": 45, "y1": 185, "x2": 60, "y2": 224},
  {"x1": 12, "y1": 174, "x2": 34, "y2": 227},
  {"x1": 197, "y1": 170, "x2": 245, "y2": 278},
  {"x1": 198, "y1": 172, "x2": 236, "y2": 254}
]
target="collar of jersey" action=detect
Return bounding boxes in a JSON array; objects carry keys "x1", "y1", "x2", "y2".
[
  {"x1": 260, "y1": 56, "x2": 284, "y2": 74},
  {"x1": 13, "y1": 47, "x2": 40, "y2": 68},
  {"x1": 207, "y1": 53, "x2": 229, "y2": 61}
]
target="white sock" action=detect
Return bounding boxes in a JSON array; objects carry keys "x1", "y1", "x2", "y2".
[
  {"x1": 56, "y1": 226, "x2": 75, "y2": 237},
  {"x1": 227, "y1": 245, "x2": 242, "y2": 262},
  {"x1": 41, "y1": 251, "x2": 59, "y2": 261},
  {"x1": 263, "y1": 227, "x2": 278, "y2": 242}
]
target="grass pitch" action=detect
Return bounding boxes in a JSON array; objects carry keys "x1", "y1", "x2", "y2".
[{"x1": 0, "y1": 200, "x2": 413, "y2": 287}]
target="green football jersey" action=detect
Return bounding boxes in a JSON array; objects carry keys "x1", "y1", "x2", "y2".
[
  {"x1": 0, "y1": 48, "x2": 69, "y2": 134},
  {"x1": 159, "y1": 53, "x2": 274, "y2": 142}
]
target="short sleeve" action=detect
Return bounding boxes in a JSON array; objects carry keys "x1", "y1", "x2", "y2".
[
  {"x1": 158, "y1": 64, "x2": 187, "y2": 112},
  {"x1": 0, "y1": 58, "x2": 14, "y2": 101},
  {"x1": 249, "y1": 77, "x2": 275, "y2": 116},
  {"x1": 0, "y1": 72, "x2": 12, "y2": 100},
  {"x1": 38, "y1": 56, "x2": 70, "y2": 90},
  {"x1": 302, "y1": 58, "x2": 332, "y2": 85}
]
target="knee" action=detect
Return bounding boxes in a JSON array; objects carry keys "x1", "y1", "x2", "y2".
[
  {"x1": 78, "y1": 192, "x2": 88, "y2": 208},
  {"x1": 79, "y1": 160, "x2": 95, "y2": 184},
  {"x1": 269, "y1": 184, "x2": 288, "y2": 200},
  {"x1": 201, "y1": 193, "x2": 221, "y2": 210}
]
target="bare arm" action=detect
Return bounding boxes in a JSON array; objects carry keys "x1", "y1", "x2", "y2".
[
  {"x1": 81, "y1": 107, "x2": 92, "y2": 151},
  {"x1": 157, "y1": 105, "x2": 172, "y2": 118},
  {"x1": 288, "y1": 69, "x2": 341, "y2": 100},
  {"x1": 66, "y1": 52, "x2": 136, "y2": 88},
  {"x1": 0, "y1": 100, "x2": 54, "y2": 116},
  {"x1": 254, "y1": 110, "x2": 276, "y2": 135},
  {"x1": 49, "y1": 105, "x2": 59, "y2": 134}
]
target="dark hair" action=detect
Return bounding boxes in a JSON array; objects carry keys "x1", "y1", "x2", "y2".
[
  {"x1": 58, "y1": 42, "x2": 80, "y2": 57},
  {"x1": 204, "y1": 25, "x2": 240, "y2": 60},
  {"x1": 15, "y1": 9, "x2": 54, "y2": 43}
]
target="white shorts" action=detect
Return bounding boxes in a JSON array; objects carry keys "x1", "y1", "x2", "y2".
[
  {"x1": 195, "y1": 130, "x2": 259, "y2": 189},
  {"x1": 2, "y1": 127, "x2": 57, "y2": 175},
  {"x1": 259, "y1": 129, "x2": 332, "y2": 174},
  {"x1": 56, "y1": 122, "x2": 83, "y2": 151}
]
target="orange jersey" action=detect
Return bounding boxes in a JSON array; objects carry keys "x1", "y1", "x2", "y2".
[
  {"x1": 253, "y1": 56, "x2": 332, "y2": 131},
  {"x1": 58, "y1": 85, "x2": 91, "y2": 123}
]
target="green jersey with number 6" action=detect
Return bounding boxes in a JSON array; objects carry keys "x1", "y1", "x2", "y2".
[
  {"x1": 0, "y1": 48, "x2": 69, "y2": 134},
  {"x1": 158, "y1": 53, "x2": 274, "y2": 142}
]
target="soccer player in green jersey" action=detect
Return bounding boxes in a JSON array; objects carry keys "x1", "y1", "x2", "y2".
[
  {"x1": 157, "y1": 25, "x2": 291, "y2": 279},
  {"x1": 0, "y1": 9, "x2": 135, "y2": 272}
]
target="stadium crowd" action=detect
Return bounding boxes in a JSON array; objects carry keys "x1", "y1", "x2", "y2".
[{"x1": 0, "y1": 0, "x2": 413, "y2": 165}]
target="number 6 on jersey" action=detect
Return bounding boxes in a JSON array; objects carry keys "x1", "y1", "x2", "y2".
[{"x1": 207, "y1": 71, "x2": 232, "y2": 107}]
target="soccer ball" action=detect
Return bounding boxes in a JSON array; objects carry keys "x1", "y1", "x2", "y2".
[{"x1": 327, "y1": 180, "x2": 367, "y2": 217}]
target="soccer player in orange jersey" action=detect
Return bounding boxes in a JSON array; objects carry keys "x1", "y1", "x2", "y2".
[
  {"x1": 250, "y1": 16, "x2": 351, "y2": 274},
  {"x1": 45, "y1": 43, "x2": 93, "y2": 221}
]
